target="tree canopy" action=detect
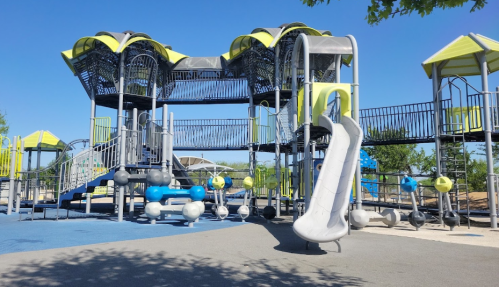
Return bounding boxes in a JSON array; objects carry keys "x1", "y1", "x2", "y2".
[
  {"x1": 301, "y1": 0, "x2": 488, "y2": 25},
  {"x1": 0, "y1": 111, "x2": 8, "y2": 136}
]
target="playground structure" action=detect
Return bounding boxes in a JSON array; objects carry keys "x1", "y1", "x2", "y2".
[{"x1": 0, "y1": 24, "x2": 498, "y2": 243}]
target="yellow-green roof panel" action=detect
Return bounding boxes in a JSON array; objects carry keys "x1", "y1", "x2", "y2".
[
  {"x1": 229, "y1": 32, "x2": 274, "y2": 59},
  {"x1": 23, "y1": 130, "x2": 67, "y2": 151},
  {"x1": 72, "y1": 35, "x2": 120, "y2": 58}
]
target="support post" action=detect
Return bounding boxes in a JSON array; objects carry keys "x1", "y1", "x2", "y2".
[
  {"x1": 346, "y1": 35, "x2": 362, "y2": 211},
  {"x1": 162, "y1": 105, "x2": 168, "y2": 173},
  {"x1": 86, "y1": 90, "x2": 96, "y2": 214},
  {"x1": 118, "y1": 125, "x2": 127, "y2": 222},
  {"x1": 292, "y1": 33, "x2": 311, "y2": 211},
  {"x1": 431, "y1": 63, "x2": 444, "y2": 224},
  {"x1": 117, "y1": 52, "x2": 125, "y2": 139},
  {"x1": 274, "y1": 44, "x2": 281, "y2": 216},
  {"x1": 35, "y1": 146, "x2": 41, "y2": 205},
  {"x1": 7, "y1": 137, "x2": 17, "y2": 215},
  {"x1": 15, "y1": 140, "x2": 24, "y2": 213},
  {"x1": 168, "y1": 113, "x2": 174, "y2": 178},
  {"x1": 479, "y1": 52, "x2": 497, "y2": 229},
  {"x1": 291, "y1": 38, "x2": 300, "y2": 221}
]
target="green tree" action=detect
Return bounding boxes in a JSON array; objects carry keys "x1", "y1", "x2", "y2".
[
  {"x1": 364, "y1": 144, "x2": 433, "y2": 175},
  {"x1": 0, "y1": 111, "x2": 8, "y2": 136},
  {"x1": 301, "y1": 0, "x2": 488, "y2": 25},
  {"x1": 467, "y1": 159, "x2": 487, "y2": 191}
]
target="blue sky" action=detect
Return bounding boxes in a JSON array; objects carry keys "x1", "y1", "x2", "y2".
[{"x1": 1, "y1": 0, "x2": 499, "y2": 166}]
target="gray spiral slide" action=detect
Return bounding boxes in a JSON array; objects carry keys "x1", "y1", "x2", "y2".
[{"x1": 293, "y1": 115, "x2": 363, "y2": 243}]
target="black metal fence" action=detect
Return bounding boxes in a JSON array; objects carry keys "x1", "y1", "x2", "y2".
[{"x1": 360, "y1": 101, "x2": 435, "y2": 145}]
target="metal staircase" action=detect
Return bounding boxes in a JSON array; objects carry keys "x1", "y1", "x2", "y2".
[{"x1": 57, "y1": 136, "x2": 120, "y2": 206}]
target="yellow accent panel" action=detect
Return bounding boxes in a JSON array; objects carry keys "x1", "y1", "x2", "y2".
[
  {"x1": 275, "y1": 27, "x2": 323, "y2": 45},
  {"x1": 297, "y1": 86, "x2": 305, "y2": 126},
  {"x1": 229, "y1": 32, "x2": 274, "y2": 59},
  {"x1": 0, "y1": 135, "x2": 11, "y2": 177},
  {"x1": 445, "y1": 106, "x2": 482, "y2": 132},
  {"x1": 221, "y1": 52, "x2": 230, "y2": 61},
  {"x1": 61, "y1": 49, "x2": 75, "y2": 74},
  {"x1": 72, "y1": 35, "x2": 120, "y2": 57},
  {"x1": 94, "y1": 117, "x2": 112, "y2": 144},
  {"x1": 312, "y1": 83, "x2": 352, "y2": 125},
  {"x1": 120, "y1": 37, "x2": 188, "y2": 63}
]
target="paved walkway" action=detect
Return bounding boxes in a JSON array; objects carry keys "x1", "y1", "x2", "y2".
[{"x1": 1, "y1": 204, "x2": 499, "y2": 286}]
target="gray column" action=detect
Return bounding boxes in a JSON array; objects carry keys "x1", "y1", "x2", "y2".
[
  {"x1": 161, "y1": 105, "x2": 168, "y2": 172},
  {"x1": 118, "y1": 125, "x2": 127, "y2": 222},
  {"x1": 274, "y1": 44, "x2": 281, "y2": 216},
  {"x1": 15, "y1": 140, "x2": 24, "y2": 213},
  {"x1": 168, "y1": 113, "x2": 174, "y2": 177},
  {"x1": 87, "y1": 90, "x2": 96, "y2": 214},
  {"x1": 479, "y1": 52, "x2": 497, "y2": 229},
  {"x1": 431, "y1": 63, "x2": 444, "y2": 224},
  {"x1": 346, "y1": 35, "x2": 362, "y2": 211},
  {"x1": 7, "y1": 136, "x2": 17, "y2": 214},
  {"x1": 291, "y1": 37, "x2": 300, "y2": 221}
]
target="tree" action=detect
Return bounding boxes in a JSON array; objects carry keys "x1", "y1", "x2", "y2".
[
  {"x1": 301, "y1": 0, "x2": 488, "y2": 25},
  {"x1": 0, "y1": 111, "x2": 8, "y2": 136},
  {"x1": 364, "y1": 144, "x2": 433, "y2": 175}
]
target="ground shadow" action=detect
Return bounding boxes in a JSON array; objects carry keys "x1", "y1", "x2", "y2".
[
  {"x1": 253, "y1": 217, "x2": 331, "y2": 255},
  {"x1": 0, "y1": 248, "x2": 365, "y2": 287}
]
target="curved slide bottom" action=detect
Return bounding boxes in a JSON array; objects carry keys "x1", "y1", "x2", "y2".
[{"x1": 293, "y1": 116, "x2": 363, "y2": 243}]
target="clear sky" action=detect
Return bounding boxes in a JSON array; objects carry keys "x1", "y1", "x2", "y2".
[{"x1": 1, "y1": 0, "x2": 498, "y2": 166}]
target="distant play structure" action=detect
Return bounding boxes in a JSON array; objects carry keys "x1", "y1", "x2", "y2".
[{"x1": 2, "y1": 23, "x2": 499, "y2": 247}]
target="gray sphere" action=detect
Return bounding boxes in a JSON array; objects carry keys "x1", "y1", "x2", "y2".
[
  {"x1": 216, "y1": 205, "x2": 229, "y2": 220},
  {"x1": 182, "y1": 202, "x2": 202, "y2": 221},
  {"x1": 161, "y1": 172, "x2": 172, "y2": 186},
  {"x1": 350, "y1": 209, "x2": 369, "y2": 228},
  {"x1": 408, "y1": 211, "x2": 426, "y2": 228},
  {"x1": 237, "y1": 205, "x2": 250, "y2": 220},
  {"x1": 145, "y1": 202, "x2": 162, "y2": 219},
  {"x1": 114, "y1": 170, "x2": 129, "y2": 186},
  {"x1": 147, "y1": 170, "x2": 163, "y2": 186},
  {"x1": 380, "y1": 208, "x2": 401, "y2": 227}
]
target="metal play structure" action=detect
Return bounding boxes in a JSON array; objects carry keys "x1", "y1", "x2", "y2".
[{"x1": 2, "y1": 24, "x2": 498, "y2": 241}]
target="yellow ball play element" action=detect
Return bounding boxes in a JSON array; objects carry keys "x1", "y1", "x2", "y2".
[
  {"x1": 243, "y1": 176, "x2": 253, "y2": 190},
  {"x1": 434, "y1": 176, "x2": 453, "y2": 193},
  {"x1": 212, "y1": 176, "x2": 225, "y2": 189},
  {"x1": 265, "y1": 177, "x2": 278, "y2": 189}
]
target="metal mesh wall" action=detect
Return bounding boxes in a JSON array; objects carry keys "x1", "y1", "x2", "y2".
[{"x1": 73, "y1": 47, "x2": 119, "y2": 97}]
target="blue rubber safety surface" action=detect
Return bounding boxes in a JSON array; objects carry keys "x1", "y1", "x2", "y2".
[{"x1": 0, "y1": 205, "x2": 248, "y2": 255}]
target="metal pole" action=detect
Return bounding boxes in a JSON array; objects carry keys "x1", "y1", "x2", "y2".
[
  {"x1": 432, "y1": 63, "x2": 444, "y2": 224},
  {"x1": 7, "y1": 136, "x2": 17, "y2": 215},
  {"x1": 86, "y1": 90, "x2": 96, "y2": 214},
  {"x1": 291, "y1": 37, "x2": 300, "y2": 221},
  {"x1": 479, "y1": 52, "x2": 497, "y2": 229},
  {"x1": 168, "y1": 113, "x2": 174, "y2": 177},
  {"x1": 274, "y1": 44, "x2": 281, "y2": 217},
  {"x1": 15, "y1": 140, "x2": 24, "y2": 213},
  {"x1": 162, "y1": 105, "x2": 168, "y2": 172},
  {"x1": 118, "y1": 125, "x2": 127, "y2": 222},
  {"x1": 27, "y1": 150, "x2": 31, "y2": 202},
  {"x1": 117, "y1": 52, "x2": 125, "y2": 138},
  {"x1": 35, "y1": 146, "x2": 41, "y2": 205},
  {"x1": 335, "y1": 55, "x2": 342, "y2": 120},
  {"x1": 292, "y1": 33, "x2": 311, "y2": 211},
  {"x1": 346, "y1": 35, "x2": 362, "y2": 211}
]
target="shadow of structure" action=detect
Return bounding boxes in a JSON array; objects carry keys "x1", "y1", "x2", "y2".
[
  {"x1": 252, "y1": 217, "x2": 334, "y2": 255},
  {"x1": 1, "y1": 249, "x2": 365, "y2": 287}
]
